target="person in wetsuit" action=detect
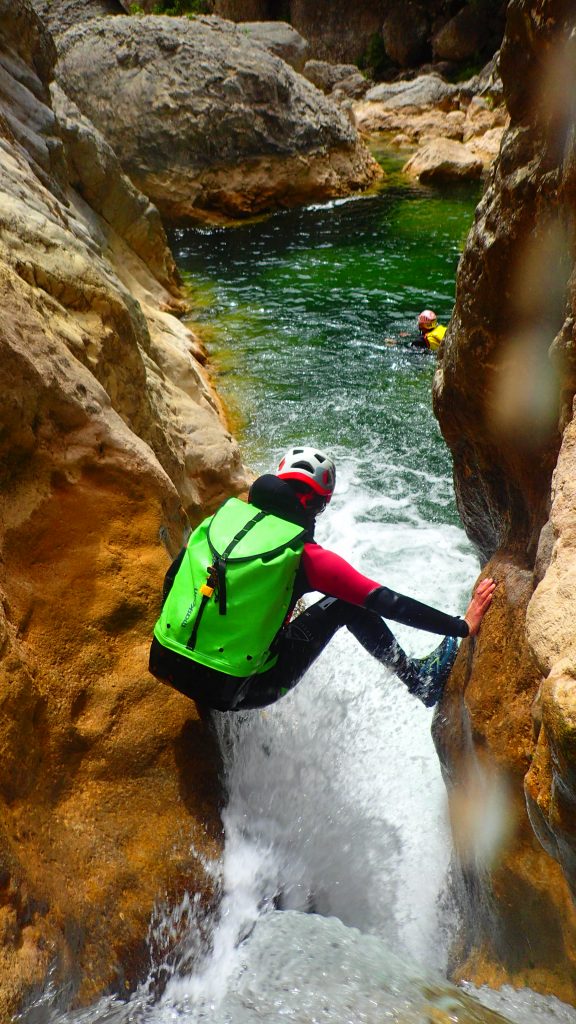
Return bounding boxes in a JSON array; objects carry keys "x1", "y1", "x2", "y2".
[
  {"x1": 413, "y1": 310, "x2": 447, "y2": 351},
  {"x1": 149, "y1": 447, "x2": 495, "y2": 713}
]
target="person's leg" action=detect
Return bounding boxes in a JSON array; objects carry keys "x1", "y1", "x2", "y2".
[
  {"x1": 343, "y1": 605, "x2": 421, "y2": 685},
  {"x1": 410, "y1": 636, "x2": 460, "y2": 705},
  {"x1": 150, "y1": 598, "x2": 458, "y2": 714},
  {"x1": 233, "y1": 596, "x2": 457, "y2": 711},
  {"x1": 231, "y1": 596, "x2": 351, "y2": 710},
  {"x1": 344, "y1": 609, "x2": 459, "y2": 706}
]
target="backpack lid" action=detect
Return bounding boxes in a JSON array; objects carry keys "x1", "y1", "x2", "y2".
[{"x1": 207, "y1": 497, "x2": 306, "y2": 562}]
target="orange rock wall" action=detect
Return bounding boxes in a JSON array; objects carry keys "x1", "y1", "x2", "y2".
[
  {"x1": 0, "y1": 0, "x2": 248, "y2": 1014},
  {"x1": 434, "y1": 0, "x2": 576, "y2": 1002}
]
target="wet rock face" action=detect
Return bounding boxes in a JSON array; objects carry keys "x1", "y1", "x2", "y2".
[
  {"x1": 303, "y1": 58, "x2": 368, "y2": 96},
  {"x1": 0, "y1": 0, "x2": 248, "y2": 1014},
  {"x1": 55, "y1": 14, "x2": 381, "y2": 223},
  {"x1": 433, "y1": 0, "x2": 576, "y2": 1000},
  {"x1": 433, "y1": 564, "x2": 576, "y2": 1005}
]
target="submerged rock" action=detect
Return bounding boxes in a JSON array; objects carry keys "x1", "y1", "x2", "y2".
[{"x1": 55, "y1": 14, "x2": 382, "y2": 223}]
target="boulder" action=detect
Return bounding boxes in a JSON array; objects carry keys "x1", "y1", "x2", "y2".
[
  {"x1": 355, "y1": 66, "x2": 508, "y2": 174},
  {"x1": 382, "y1": 1, "x2": 430, "y2": 68},
  {"x1": 390, "y1": 132, "x2": 413, "y2": 148},
  {"x1": 55, "y1": 14, "x2": 382, "y2": 223},
  {"x1": 402, "y1": 138, "x2": 484, "y2": 181},
  {"x1": 303, "y1": 58, "x2": 368, "y2": 96},
  {"x1": 30, "y1": 0, "x2": 124, "y2": 36},
  {"x1": 432, "y1": 4, "x2": 489, "y2": 63},
  {"x1": 330, "y1": 72, "x2": 370, "y2": 100},
  {"x1": 416, "y1": 108, "x2": 466, "y2": 141},
  {"x1": 239, "y1": 20, "x2": 309, "y2": 71},
  {"x1": 355, "y1": 101, "x2": 464, "y2": 140},
  {"x1": 365, "y1": 73, "x2": 458, "y2": 110},
  {"x1": 466, "y1": 125, "x2": 506, "y2": 166}
]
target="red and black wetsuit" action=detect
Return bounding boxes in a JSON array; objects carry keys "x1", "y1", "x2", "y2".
[{"x1": 149, "y1": 475, "x2": 468, "y2": 711}]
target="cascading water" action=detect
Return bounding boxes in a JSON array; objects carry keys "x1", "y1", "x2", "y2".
[{"x1": 24, "y1": 159, "x2": 576, "y2": 1024}]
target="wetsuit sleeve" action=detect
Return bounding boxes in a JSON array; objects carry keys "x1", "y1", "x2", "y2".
[
  {"x1": 365, "y1": 586, "x2": 469, "y2": 637},
  {"x1": 302, "y1": 543, "x2": 469, "y2": 637},
  {"x1": 302, "y1": 544, "x2": 385, "y2": 606}
]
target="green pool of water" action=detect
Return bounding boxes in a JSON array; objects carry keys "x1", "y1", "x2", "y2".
[{"x1": 170, "y1": 157, "x2": 480, "y2": 527}]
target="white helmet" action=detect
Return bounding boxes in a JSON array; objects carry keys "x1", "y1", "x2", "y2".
[{"x1": 276, "y1": 446, "x2": 336, "y2": 500}]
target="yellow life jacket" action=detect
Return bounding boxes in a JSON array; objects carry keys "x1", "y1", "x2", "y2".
[{"x1": 425, "y1": 324, "x2": 447, "y2": 351}]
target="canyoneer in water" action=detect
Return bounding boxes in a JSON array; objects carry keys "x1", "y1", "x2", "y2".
[
  {"x1": 149, "y1": 447, "x2": 494, "y2": 712},
  {"x1": 414, "y1": 309, "x2": 447, "y2": 351}
]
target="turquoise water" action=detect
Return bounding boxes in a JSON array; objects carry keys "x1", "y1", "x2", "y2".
[{"x1": 172, "y1": 171, "x2": 479, "y2": 526}]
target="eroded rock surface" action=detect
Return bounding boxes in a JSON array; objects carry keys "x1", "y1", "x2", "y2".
[
  {"x1": 433, "y1": 0, "x2": 576, "y2": 1002},
  {"x1": 0, "y1": 0, "x2": 248, "y2": 1014},
  {"x1": 55, "y1": 14, "x2": 382, "y2": 223}
]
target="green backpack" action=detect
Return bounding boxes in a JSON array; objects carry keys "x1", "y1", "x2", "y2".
[{"x1": 154, "y1": 497, "x2": 306, "y2": 677}]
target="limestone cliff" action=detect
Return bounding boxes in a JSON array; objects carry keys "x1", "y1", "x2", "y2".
[
  {"x1": 0, "y1": 0, "x2": 248, "y2": 1015},
  {"x1": 433, "y1": 0, "x2": 576, "y2": 1003}
]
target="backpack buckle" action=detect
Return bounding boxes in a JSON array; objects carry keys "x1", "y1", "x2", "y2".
[{"x1": 200, "y1": 564, "x2": 219, "y2": 599}]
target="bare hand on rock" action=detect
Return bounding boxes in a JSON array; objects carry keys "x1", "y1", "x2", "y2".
[{"x1": 464, "y1": 577, "x2": 496, "y2": 637}]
